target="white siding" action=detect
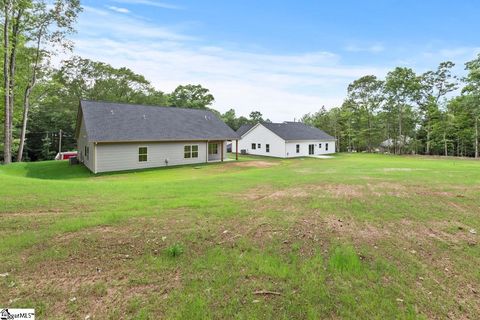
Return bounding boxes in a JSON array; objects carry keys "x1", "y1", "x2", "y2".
[
  {"x1": 238, "y1": 124, "x2": 286, "y2": 158},
  {"x1": 95, "y1": 141, "x2": 215, "y2": 173},
  {"x1": 285, "y1": 140, "x2": 336, "y2": 157},
  {"x1": 77, "y1": 119, "x2": 95, "y2": 172}
]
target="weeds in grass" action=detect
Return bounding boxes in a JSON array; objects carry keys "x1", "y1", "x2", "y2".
[
  {"x1": 328, "y1": 245, "x2": 362, "y2": 274},
  {"x1": 167, "y1": 243, "x2": 184, "y2": 257}
]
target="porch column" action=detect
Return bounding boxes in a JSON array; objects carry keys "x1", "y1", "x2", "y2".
[
  {"x1": 221, "y1": 141, "x2": 224, "y2": 162},
  {"x1": 206, "y1": 141, "x2": 208, "y2": 163},
  {"x1": 235, "y1": 139, "x2": 238, "y2": 160}
]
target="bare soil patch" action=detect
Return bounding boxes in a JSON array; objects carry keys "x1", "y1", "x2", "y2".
[
  {"x1": 383, "y1": 168, "x2": 427, "y2": 172},
  {"x1": 230, "y1": 161, "x2": 279, "y2": 168}
]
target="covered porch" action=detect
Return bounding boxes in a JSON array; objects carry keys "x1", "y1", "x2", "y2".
[{"x1": 206, "y1": 140, "x2": 238, "y2": 162}]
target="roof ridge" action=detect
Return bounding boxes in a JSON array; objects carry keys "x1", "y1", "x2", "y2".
[{"x1": 81, "y1": 100, "x2": 214, "y2": 113}]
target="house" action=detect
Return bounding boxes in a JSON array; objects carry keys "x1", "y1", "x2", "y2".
[
  {"x1": 75, "y1": 100, "x2": 239, "y2": 173},
  {"x1": 379, "y1": 136, "x2": 412, "y2": 153},
  {"x1": 232, "y1": 122, "x2": 336, "y2": 158}
]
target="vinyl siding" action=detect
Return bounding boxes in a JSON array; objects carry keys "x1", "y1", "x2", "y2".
[
  {"x1": 285, "y1": 140, "x2": 336, "y2": 157},
  {"x1": 95, "y1": 141, "x2": 213, "y2": 173},
  {"x1": 207, "y1": 141, "x2": 227, "y2": 161},
  {"x1": 238, "y1": 124, "x2": 286, "y2": 158},
  {"x1": 77, "y1": 119, "x2": 95, "y2": 172}
]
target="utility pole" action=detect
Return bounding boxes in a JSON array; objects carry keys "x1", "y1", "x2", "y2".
[{"x1": 58, "y1": 129, "x2": 62, "y2": 154}]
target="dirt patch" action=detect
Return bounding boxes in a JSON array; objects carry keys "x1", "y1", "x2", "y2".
[
  {"x1": 383, "y1": 168, "x2": 428, "y2": 172},
  {"x1": 230, "y1": 161, "x2": 279, "y2": 168},
  {"x1": 4, "y1": 215, "x2": 199, "y2": 319},
  {"x1": 326, "y1": 184, "x2": 364, "y2": 198},
  {"x1": 236, "y1": 184, "x2": 365, "y2": 202}
]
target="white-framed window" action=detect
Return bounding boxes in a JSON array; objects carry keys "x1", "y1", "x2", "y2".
[
  {"x1": 319, "y1": 143, "x2": 322, "y2": 148},
  {"x1": 138, "y1": 147, "x2": 148, "y2": 162},
  {"x1": 326, "y1": 143, "x2": 329, "y2": 151},
  {"x1": 266, "y1": 144, "x2": 270, "y2": 152},
  {"x1": 184, "y1": 145, "x2": 199, "y2": 158},
  {"x1": 296, "y1": 144, "x2": 300, "y2": 153},
  {"x1": 251, "y1": 143, "x2": 256, "y2": 150},
  {"x1": 85, "y1": 145, "x2": 89, "y2": 160},
  {"x1": 257, "y1": 143, "x2": 261, "y2": 148}
]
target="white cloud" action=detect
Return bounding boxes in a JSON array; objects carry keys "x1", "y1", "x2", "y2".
[
  {"x1": 107, "y1": 6, "x2": 130, "y2": 14},
  {"x1": 69, "y1": 6, "x2": 394, "y2": 121},
  {"x1": 112, "y1": 0, "x2": 182, "y2": 10},
  {"x1": 345, "y1": 43, "x2": 385, "y2": 53},
  {"x1": 81, "y1": 6, "x2": 195, "y2": 41}
]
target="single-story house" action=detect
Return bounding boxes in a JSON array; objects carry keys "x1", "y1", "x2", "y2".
[
  {"x1": 379, "y1": 136, "x2": 412, "y2": 153},
  {"x1": 231, "y1": 122, "x2": 336, "y2": 158},
  {"x1": 75, "y1": 100, "x2": 239, "y2": 173}
]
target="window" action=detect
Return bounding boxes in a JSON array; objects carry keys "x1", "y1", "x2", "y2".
[
  {"x1": 184, "y1": 145, "x2": 199, "y2": 158},
  {"x1": 192, "y1": 145, "x2": 198, "y2": 158},
  {"x1": 85, "y1": 146, "x2": 89, "y2": 160},
  {"x1": 296, "y1": 144, "x2": 300, "y2": 153},
  {"x1": 208, "y1": 143, "x2": 218, "y2": 155},
  {"x1": 138, "y1": 147, "x2": 148, "y2": 162},
  {"x1": 251, "y1": 143, "x2": 256, "y2": 150},
  {"x1": 326, "y1": 143, "x2": 329, "y2": 151},
  {"x1": 258, "y1": 143, "x2": 261, "y2": 148},
  {"x1": 266, "y1": 144, "x2": 270, "y2": 153},
  {"x1": 319, "y1": 143, "x2": 322, "y2": 148},
  {"x1": 309, "y1": 144, "x2": 314, "y2": 155}
]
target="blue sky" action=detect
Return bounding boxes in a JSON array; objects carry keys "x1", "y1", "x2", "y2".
[{"x1": 74, "y1": 0, "x2": 480, "y2": 121}]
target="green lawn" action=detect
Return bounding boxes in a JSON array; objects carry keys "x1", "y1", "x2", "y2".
[{"x1": 1, "y1": 153, "x2": 479, "y2": 319}]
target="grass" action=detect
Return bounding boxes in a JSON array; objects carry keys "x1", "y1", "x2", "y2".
[{"x1": 0, "y1": 153, "x2": 479, "y2": 319}]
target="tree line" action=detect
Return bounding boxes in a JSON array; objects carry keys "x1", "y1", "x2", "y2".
[
  {"x1": 301, "y1": 59, "x2": 480, "y2": 157},
  {"x1": 0, "y1": 0, "x2": 270, "y2": 162},
  {"x1": 1, "y1": 1, "x2": 479, "y2": 163}
]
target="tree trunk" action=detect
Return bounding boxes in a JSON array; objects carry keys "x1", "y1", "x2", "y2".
[
  {"x1": 17, "y1": 25, "x2": 43, "y2": 162},
  {"x1": 17, "y1": 86, "x2": 31, "y2": 161},
  {"x1": 475, "y1": 116, "x2": 479, "y2": 159},
  {"x1": 3, "y1": 0, "x2": 11, "y2": 164},
  {"x1": 367, "y1": 112, "x2": 372, "y2": 152},
  {"x1": 426, "y1": 122, "x2": 431, "y2": 155},
  {"x1": 8, "y1": 9, "x2": 24, "y2": 151},
  {"x1": 443, "y1": 131, "x2": 448, "y2": 157},
  {"x1": 397, "y1": 104, "x2": 403, "y2": 155}
]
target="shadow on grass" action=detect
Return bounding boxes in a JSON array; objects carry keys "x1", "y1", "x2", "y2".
[{"x1": 3, "y1": 157, "x2": 241, "y2": 180}]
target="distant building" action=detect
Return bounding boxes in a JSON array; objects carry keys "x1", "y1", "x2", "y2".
[{"x1": 231, "y1": 122, "x2": 336, "y2": 158}]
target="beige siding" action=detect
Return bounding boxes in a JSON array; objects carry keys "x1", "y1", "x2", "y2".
[
  {"x1": 95, "y1": 141, "x2": 226, "y2": 173},
  {"x1": 77, "y1": 119, "x2": 95, "y2": 172},
  {"x1": 207, "y1": 141, "x2": 228, "y2": 161}
]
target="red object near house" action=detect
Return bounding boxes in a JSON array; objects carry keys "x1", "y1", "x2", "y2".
[{"x1": 55, "y1": 151, "x2": 78, "y2": 160}]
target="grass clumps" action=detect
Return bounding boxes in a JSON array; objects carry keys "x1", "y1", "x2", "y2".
[
  {"x1": 166, "y1": 243, "x2": 184, "y2": 257},
  {"x1": 328, "y1": 245, "x2": 363, "y2": 274}
]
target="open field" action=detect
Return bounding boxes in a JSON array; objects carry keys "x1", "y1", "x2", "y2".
[{"x1": 1, "y1": 153, "x2": 479, "y2": 319}]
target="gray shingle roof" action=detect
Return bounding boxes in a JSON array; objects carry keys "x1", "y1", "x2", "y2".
[
  {"x1": 236, "y1": 124, "x2": 254, "y2": 137},
  {"x1": 80, "y1": 100, "x2": 239, "y2": 142},
  {"x1": 261, "y1": 122, "x2": 335, "y2": 141}
]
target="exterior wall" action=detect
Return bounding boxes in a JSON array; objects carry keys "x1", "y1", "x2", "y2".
[
  {"x1": 285, "y1": 140, "x2": 336, "y2": 157},
  {"x1": 77, "y1": 119, "x2": 96, "y2": 172},
  {"x1": 94, "y1": 141, "x2": 218, "y2": 173},
  {"x1": 207, "y1": 141, "x2": 227, "y2": 161},
  {"x1": 238, "y1": 124, "x2": 286, "y2": 158}
]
